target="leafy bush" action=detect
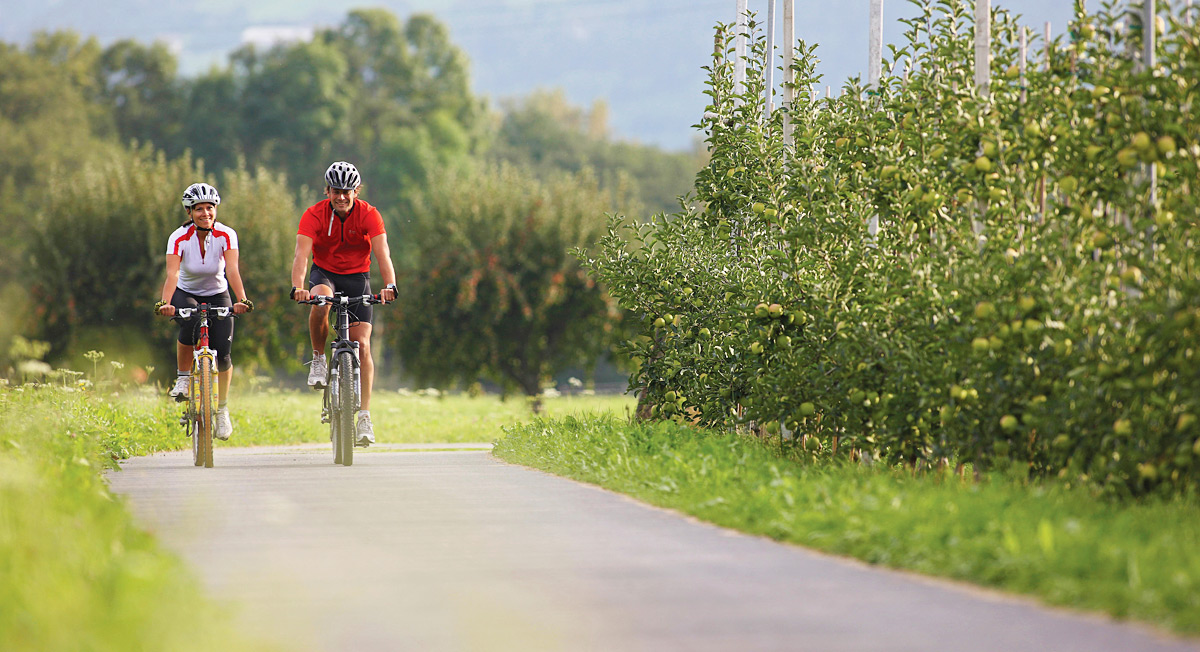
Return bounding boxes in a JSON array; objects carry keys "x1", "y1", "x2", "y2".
[
  {"x1": 583, "y1": 1, "x2": 1200, "y2": 496},
  {"x1": 394, "y1": 162, "x2": 627, "y2": 400}
]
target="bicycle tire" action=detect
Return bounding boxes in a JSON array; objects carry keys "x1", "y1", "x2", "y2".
[
  {"x1": 190, "y1": 374, "x2": 202, "y2": 467},
  {"x1": 337, "y1": 352, "x2": 356, "y2": 466},
  {"x1": 330, "y1": 370, "x2": 342, "y2": 465},
  {"x1": 196, "y1": 356, "x2": 215, "y2": 468}
]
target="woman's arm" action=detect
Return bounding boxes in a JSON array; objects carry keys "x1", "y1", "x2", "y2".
[
  {"x1": 158, "y1": 254, "x2": 182, "y2": 316},
  {"x1": 224, "y1": 249, "x2": 250, "y2": 314}
]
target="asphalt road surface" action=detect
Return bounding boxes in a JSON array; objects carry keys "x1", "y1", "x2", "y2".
[{"x1": 107, "y1": 444, "x2": 1200, "y2": 652}]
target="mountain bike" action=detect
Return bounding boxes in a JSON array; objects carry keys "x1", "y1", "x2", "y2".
[
  {"x1": 171, "y1": 304, "x2": 234, "y2": 468},
  {"x1": 300, "y1": 293, "x2": 385, "y2": 466}
]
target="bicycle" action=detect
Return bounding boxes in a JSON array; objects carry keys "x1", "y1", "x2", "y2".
[
  {"x1": 299, "y1": 293, "x2": 385, "y2": 466},
  {"x1": 170, "y1": 304, "x2": 235, "y2": 468}
]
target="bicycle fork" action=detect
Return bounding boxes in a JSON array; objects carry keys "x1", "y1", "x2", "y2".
[
  {"x1": 321, "y1": 341, "x2": 361, "y2": 424},
  {"x1": 180, "y1": 349, "x2": 216, "y2": 429}
]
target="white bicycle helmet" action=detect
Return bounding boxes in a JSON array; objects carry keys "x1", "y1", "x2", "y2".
[
  {"x1": 181, "y1": 182, "x2": 221, "y2": 208},
  {"x1": 325, "y1": 161, "x2": 362, "y2": 190}
]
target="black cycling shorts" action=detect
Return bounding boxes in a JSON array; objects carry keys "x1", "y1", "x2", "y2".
[
  {"x1": 171, "y1": 289, "x2": 234, "y2": 372},
  {"x1": 308, "y1": 264, "x2": 373, "y2": 324}
]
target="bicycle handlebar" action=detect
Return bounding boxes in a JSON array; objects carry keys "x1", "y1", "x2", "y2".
[
  {"x1": 172, "y1": 306, "x2": 235, "y2": 321},
  {"x1": 299, "y1": 294, "x2": 386, "y2": 307}
]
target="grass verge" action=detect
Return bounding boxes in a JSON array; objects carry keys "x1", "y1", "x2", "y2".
[
  {"x1": 201, "y1": 389, "x2": 636, "y2": 446},
  {"x1": 493, "y1": 414, "x2": 1200, "y2": 635},
  {"x1": 0, "y1": 386, "x2": 278, "y2": 652}
]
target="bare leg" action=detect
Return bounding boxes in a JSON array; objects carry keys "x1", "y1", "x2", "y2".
[
  {"x1": 177, "y1": 342, "x2": 194, "y2": 373},
  {"x1": 349, "y1": 322, "x2": 374, "y2": 410},
  {"x1": 308, "y1": 284, "x2": 333, "y2": 355},
  {"x1": 218, "y1": 367, "x2": 232, "y2": 404}
]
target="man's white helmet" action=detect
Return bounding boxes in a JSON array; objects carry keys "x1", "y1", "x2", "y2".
[
  {"x1": 325, "y1": 161, "x2": 362, "y2": 190},
  {"x1": 181, "y1": 182, "x2": 221, "y2": 208}
]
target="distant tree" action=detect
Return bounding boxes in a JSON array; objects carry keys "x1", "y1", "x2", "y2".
[
  {"x1": 488, "y1": 89, "x2": 705, "y2": 216},
  {"x1": 96, "y1": 39, "x2": 184, "y2": 153},
  {"x1": 394, "y1": 162, "x2": 625, "y2": 405},
  {"x1": 179, "y1": 68, "x2": 243, "y2": 173},
  {"x1": 318, "y1": 10, "x2": 484, "y2": 210},
  {"x1": 0, "y1": 32, "x2": 116, "y2": 193},
  {"x1": 231, "y1": 37, "x2": 352, "y2": 186}
]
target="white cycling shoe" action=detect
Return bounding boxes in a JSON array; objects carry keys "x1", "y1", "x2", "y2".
[
  {"x1": 168, "y1": 374, "x2": 190, "y2": 401},
  {"x1": 214, "y1": 407, "x2": 233, "y2": 441},
  {"x1": 307, "y1": 354, "x2": 328, "y2": 389},
  {"x1": 356, "y1": 412, "x2": 375, "y2": 446}
]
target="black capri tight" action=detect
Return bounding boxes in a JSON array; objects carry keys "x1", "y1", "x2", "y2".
[{"x1": 171, "y1": 289, "x2": 235, "y2": 372}]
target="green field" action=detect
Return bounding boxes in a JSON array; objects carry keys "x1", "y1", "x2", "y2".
[{"x1": 151, "y1": 387, "x2": 636, "y2": 446}]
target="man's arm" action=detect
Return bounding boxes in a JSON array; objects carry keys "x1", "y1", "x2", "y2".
[
  {"x1": 291, "y1": 234, "x2": 315, "y2": 301},
  {"x1": 371, "y1": 233, "x2": 398, "y2": 302}
]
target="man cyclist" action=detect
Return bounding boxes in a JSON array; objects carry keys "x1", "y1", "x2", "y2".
[
  {"x1": 156, "y1": 182, "x2": 253, "y2": 441},
  {"x1": 289, "y1": 161, "x2": 397, "y2": 445}
]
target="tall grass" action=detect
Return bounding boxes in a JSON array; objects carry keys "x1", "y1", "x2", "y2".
[{"x1": 0, "y1": 386, "x2": 278, "y2": 652}]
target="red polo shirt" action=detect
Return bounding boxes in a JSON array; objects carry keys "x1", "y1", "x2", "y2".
[{"x1": 297, "y1": 199, "x2": 386, "y2": 274}]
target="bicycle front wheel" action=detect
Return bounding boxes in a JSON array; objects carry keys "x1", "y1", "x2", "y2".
[
  {"x1": 337, "y1": 352, "x2": 356, "y2": 466},
  {"x1": 329, "y1": 371, "x2": 342, "y2": 465},
  {"x1": 194, "y1": 357, "x2": 215, "y2": 468}
]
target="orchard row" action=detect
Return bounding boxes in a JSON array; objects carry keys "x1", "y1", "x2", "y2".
[{"x1": 584, "y1": 0, "x2": 1200, "y2": 497}]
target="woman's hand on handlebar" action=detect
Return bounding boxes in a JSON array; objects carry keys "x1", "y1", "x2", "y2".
[{"x1": 157, "y1": 303, "x2": 176, "y2": 317}]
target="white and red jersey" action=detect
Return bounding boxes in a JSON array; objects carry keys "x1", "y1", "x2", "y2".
[{"x1": 165, "y1": 221, "x2": 239, "y2": 296}]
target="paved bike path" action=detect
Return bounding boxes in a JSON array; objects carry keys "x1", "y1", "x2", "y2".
[{"x1": 107, "y1": 445, "x2": 1200, "y2": 652}]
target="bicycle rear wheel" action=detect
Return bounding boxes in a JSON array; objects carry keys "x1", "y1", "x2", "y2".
[
  {"x1": 195, "y1": 357, "x2": 215, "y2": 468},
  {"x1": 337, "y1": 352, "x2": 356, "y2": 466}
]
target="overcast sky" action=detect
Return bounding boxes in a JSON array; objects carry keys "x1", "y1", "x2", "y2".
[{"x1": 4, "y1": 1, "x2": 1084, "y2": 150}]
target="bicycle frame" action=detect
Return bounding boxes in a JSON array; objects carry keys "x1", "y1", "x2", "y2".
[
  {"x1": 302, "y1": 293, "x2": 381, "y2": 466},
  {"x1": 173, "y1": 304, "x2": 231, "y2": 468}
]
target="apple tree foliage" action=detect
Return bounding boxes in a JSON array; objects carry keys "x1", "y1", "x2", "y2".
[
  {"x1": 583, "y1": 0, "x2": 1200, "y2": 497},
  {"x1": 392, "y1": 162, "x2": 625, "y2": 404}
]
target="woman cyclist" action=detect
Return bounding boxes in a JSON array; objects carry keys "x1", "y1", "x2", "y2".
[{"x1": 155, "y1": 182, "x2": 253, "y2": 441}]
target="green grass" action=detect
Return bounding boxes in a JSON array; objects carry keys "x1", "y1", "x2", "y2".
[
  {"x1": 0, "y1": 386, "x2": 279, "y2": 652},
  {"x1": 493, "y1": 415, "x2": 1200, "y2": 636},
  {"x1": 209, "y1": 389, "x2": 636, "y2": 446}
]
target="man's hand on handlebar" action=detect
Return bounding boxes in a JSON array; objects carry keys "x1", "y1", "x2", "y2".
[
  {"x1": 291, "y1": 286, "x2": 312, "y2": 302},
  {"x1": 381, "y1": 283, "x2": 398, "y2": 303}
]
